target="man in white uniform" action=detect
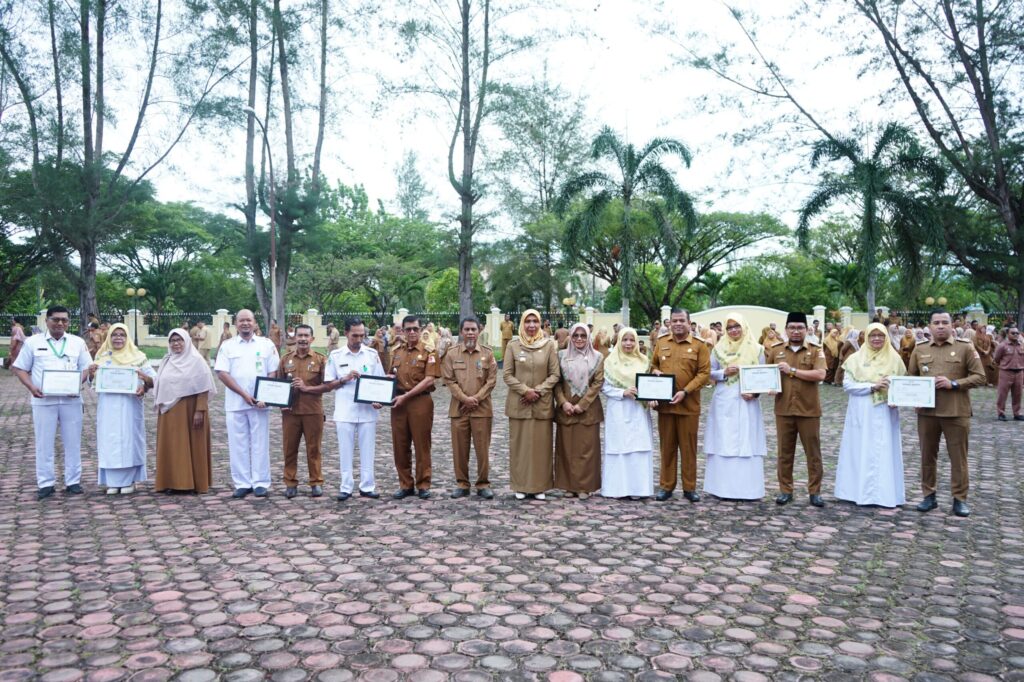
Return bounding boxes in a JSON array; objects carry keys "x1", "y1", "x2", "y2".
[
  {"x1": 11, "y1": 306, "x2": 93, "y2": 499},
  {"x1": 215, "y1": 309, "x2": 280, "y2": 498},
  {"x1": 324, "y1": 318, "x2": 385, "y2": 501}
]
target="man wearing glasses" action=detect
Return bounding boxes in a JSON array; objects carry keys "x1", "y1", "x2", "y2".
[
  {"x1": 11, "y1": 306, "x2": 94, "y2": 499},
  {"x1": 388, "y1": 316, "x2": 440, "y2": 499},
  {"x1": 994, "y1": 325, "x2": 1024, "y2": 422}
]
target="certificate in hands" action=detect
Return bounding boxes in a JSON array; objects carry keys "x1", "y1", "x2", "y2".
[
  {"x1": 42, "y1": 369, "x2": 82, "y2": 396},
  {"x1": 738, "y1": 365, "x2": 781, "y2": 394},
  {"x1": 354, "y1": 375, "x2": 397, "y2": 405},
  {"x1": 887, "y1": 376, "x2": 935, "y2": 408},
  {"x1": 96, "y1": 366, "x2": 140, "y2": 394},
  {"x1": 635, "y1": 373, "x2": 675, "y2": 401},
  {"x1": 254, "y1": 376, "x2": 293, "y2": 408}
]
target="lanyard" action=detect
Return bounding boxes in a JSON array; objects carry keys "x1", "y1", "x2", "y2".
[{"x1": 47, "y1": 337, "x2": 67, "y2": 359}]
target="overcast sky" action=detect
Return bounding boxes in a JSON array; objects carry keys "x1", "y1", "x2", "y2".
[{"x1": 136, "y1": 0, "x2": 900, "y2": 237}]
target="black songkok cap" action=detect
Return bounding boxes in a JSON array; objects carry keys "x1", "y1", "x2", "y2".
[{"x1": 786, "y1": 312, "x2": 808, "y2": 326}]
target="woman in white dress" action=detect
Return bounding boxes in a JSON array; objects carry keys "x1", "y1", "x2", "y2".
[
  {"x1": 600, "y1": 327, "x2": 655, "y2": 498},
  {"x1": 703, "y1": 314, "x2": 767, "y2": 500},
  {"x1": 89, "y1": 323, "x2": 155, "y2": 494},
  {"x1": 835, "y1": 322, "x2": 906, "y2": 507}
]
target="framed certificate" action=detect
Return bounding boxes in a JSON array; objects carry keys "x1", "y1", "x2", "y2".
[
  {"x1": 355, "y1": 375, "x2": 397, "y2": 405},
  {"x1": 738, "y1": 365, "x2": 782, "y2": 394},
  {"x1": 96, "y1": 366, "x2": 140, "y2": 394},
  {"x1": 888, "y1": 376, "x2": 935, "y2": 408},
  {"x1": 42, "y1": 369, "x2": 82, "y2": 396},
  {"x1": 254, "y1": 376, "x2": 293, "y2": 407},
  {"x1": 635, "y1": 373, "x2": 676, "y2": 401}
]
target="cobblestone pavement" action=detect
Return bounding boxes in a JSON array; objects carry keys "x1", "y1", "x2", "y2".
[{"x1": 0, "y1": 370, "x2": 1022, "y2": 682}]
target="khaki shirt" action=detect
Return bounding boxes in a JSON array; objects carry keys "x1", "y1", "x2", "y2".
[
  {"x1": 441, "y1": 343, "x2": 498, "y2": 417},
  {"x1": 502, "y1": 338, "x2": 561, "y2": 419},
  {"x1": 553, "y1": 355, "x2": 605, "y2": 426},
  {"x1": 767, "y1": 340, "x2": 827, "y2": 417},
  {"x1": 908, "y1": 338, "x2": 987, "y2": 417},
  {"x1": 650, "y1": 334, "x2": 711, "y2": 416},
  {"x1": 500, "y1": 321, "x2": 514, "y2": 341},
  {"x1": 277, "y1": 350, "x2": 327, "y2": 415},
  {"x1": 389, "y1": 341, "x2": 440, "y2": 394}
]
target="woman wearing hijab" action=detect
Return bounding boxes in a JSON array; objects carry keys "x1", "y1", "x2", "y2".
[
  {"x1": 703, "y1": 314, "x2": 767, "y2": 500},
  {"x1": 553, "y1": 323, "x2": 605, "y2": 499},
  {"x1": 601, "y1": 328, "x2": 655, "y2": 499},
  {"x1": 899, "y1": 327, "x2": 916, "y2": 369},
  {"x1": 761, "y1": 328, "x2": 781, "y2": 356},
  {"x1": 834, "y1": 329, "x2": 862, "y2": 386},
  {"x1": 88, "y1": 323, "x2": 155, "y2": 494},
  {"x1": 823, "y1": 327, "x2": 843, "y2": 384},
  {"x1": 503, "y1": 309, "x2": 560, "y2": 500},
  {"x1": 592, "y1": 329, "x2": 611, "y2": 358},
  {"x1": 834, "y1": 322, "x2": 906, "y2": 507},
  {"x1": 154, "y1": 329, "x2": 217, "y2": 493}
]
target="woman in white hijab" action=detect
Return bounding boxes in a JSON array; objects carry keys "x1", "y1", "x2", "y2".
[
  {"x1": 703, "y1": 314, "x2": 767, "y2": 500},
  {"x1": 154, "y1": 329, "x2": 217, "y2": 493},
  {"x1": 600, "y1": 327, "x2": 655, "y2": 499},
  {"x1": 553, "y1": 323, "x2": 604, "y2": 499}
]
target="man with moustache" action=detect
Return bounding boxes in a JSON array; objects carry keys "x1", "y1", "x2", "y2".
[
  {"x1": 274, "y1": 324, "x2": 331, "y2": 499},
  {"x1": 994, "y1": 325, "x2": 1024, "y2": 421},
  {"x1": 441, "y1": 316, "x2": 498, "y2": 499},
  {"x1": 389, "y1": 315, "x2": 440, "y2": 499},
  {"x1": 215, "y1": 309, "x2": 280, "y2": 498}
]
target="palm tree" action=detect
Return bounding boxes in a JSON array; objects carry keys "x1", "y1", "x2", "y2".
[
  {"x1": 694, "y1": 271, "x2": 729, "y2": 309},
  {"x1": 798, "y1": 122, "x2": 946, "y2": 313},
  {"x1": 555, "y1": 126, "x2": 697, "y2": 324}
]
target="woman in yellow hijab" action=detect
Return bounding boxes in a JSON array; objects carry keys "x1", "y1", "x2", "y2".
[
  {"x1": 502, "y1": 309, "x2": 560, "y2": 499},
  {"x1": 834, "y1": 322, "x2": 906, "y2": 507},
  {"x1": 88, "y1": 323, "x2": 155, "y2": 494},
  {"x1": 703, "y1": 314, "x2": 767, "y2": 500},
  {"x1": 600, "y1": 327, "x2": 655, "y2": 498}
]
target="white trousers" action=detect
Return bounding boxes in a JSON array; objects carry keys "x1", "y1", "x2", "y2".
[
  {"x1": 226, "y1": 408, "x2": 271, "y2": 490},
  {"x1": 336, "y1": 421, "x2": 376, "y2": 494},
  {"x1": 32, "y1": 402, "x2": 83, "y2": 488}
]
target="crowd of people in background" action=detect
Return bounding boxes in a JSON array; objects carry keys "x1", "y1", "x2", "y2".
[{"x1": 3, "y1": 305, "x2": 1022, "y2": 520}]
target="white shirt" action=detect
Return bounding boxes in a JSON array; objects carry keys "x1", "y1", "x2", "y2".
[
  {"x1": 325, "y1": 344, "x2": 384, "y2": 423},
  {"x1": 214, "y1": 334, "x2": 280, "y2": 412},
  {"x1": 12, "y1": 331, "x2": 93, "y2": 406}
]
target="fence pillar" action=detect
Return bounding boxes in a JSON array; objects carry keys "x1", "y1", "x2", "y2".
[
  {"x1": 660, "y1": 305, "x2": 671, "y2": 325},
  {"x1": 584, "y1": 306, "x2": 595, "y2": 327},
  {"x1": 812, "y1": 305, "x2": 826, "y2": 326},
  {"x1": 303, "y1": 308, "x2": 327, "y2": 346},
  {"x1": 840, "y1": 306, "x2": 853, "y2": 329},
  {"x1": 394, "y1": 308, "x2": 409, "y2": 327},
  {"x1": 36, "y1": 309, "x2": 47, "y2": 332},
  {"x1": 485, "y1": 307, "x2": 501, "y2": 347},
  {"x1": 211, "y1": 309, "x2": 234, "y2": 349},
  {"x1": 124, "y1": 309, "x2": 149, "y2": 343}
]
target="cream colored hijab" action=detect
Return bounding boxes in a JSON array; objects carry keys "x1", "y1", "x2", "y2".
[
  {"x1": 712, "y1": 314, "x2": 762, "y2": 370},
  {"x1": 842, "y1": 322, "x2": 906, "y2": 385},
  {"x1": 603, "y1": 327, "x2": 649, "y2": 389},
  {"x1": 94, "y1": 322, "x2": 148, "y2": 367},
  {"x1": 154, "y1": 329, "x2": 217, "y2": 414}
]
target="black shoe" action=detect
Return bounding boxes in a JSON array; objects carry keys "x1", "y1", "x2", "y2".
[
  {"x1": 284, "y1": 487, "x2": 298, "y2": 499},
  {"x1": 336, "y1": 492, "x2": 351, "y2": 501},
  {"x1": 683, "y1": 490, "x2": 700, "y2": 503},
  {"x1": 1015, "y1": 415, "x2": 1024, "y2": 422},
  {"x1": 809, "y1": 494, "x2": 825, "y2": 507},
  {"x1": 998, "y1": 414, "x2": 1008, "y2": 421},
  {"x1": 775, "y1": 493, "x2": 793, "y2": 505},
  {"x1": 392, "y1": 488, "x2": 415, "y2": 499},
  {"x1": 654, "y1": 489, "x2": 673, "y2": 502},
  {"x1": 232, "y1": 488, "x2": 252, "y2": 499},
  {"x1": 253, "y1": 487, "x2": 268, "y2": 498},
  {"x1": 477, "y1": 488, "x2": 494, "y2": 499},
  {"x1": 952, "y1": 499, "x2": 971, "y2": 517},
  {"x1": 916, "y1": 493, "x2": 938, "y2": 512},
  {"x1": 359, "y1": 490, "x2": 380, "y2": 499},
  {"x1": 417, "y1": 489, "x2": 431, "y2": 499},
  {"x1": 311, "y1": 485, "x2": 323, "y2": 498},
  {"x1": 65, "y1": 483, "x2": 84, "y2": 495},
  {"x1": 37, "y1": 486, "x2": 54, "y2": 500},
  {"x1": 450, "y1": 488, "x2": 470, "y2": 498}
]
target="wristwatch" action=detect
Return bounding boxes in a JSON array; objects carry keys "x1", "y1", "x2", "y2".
[
  {"x1": 789, "y1": 368, "x2": 797, "y2": 377},
  {"x1": 951, "y1": 380, "x2": 959, "y2": 390}
]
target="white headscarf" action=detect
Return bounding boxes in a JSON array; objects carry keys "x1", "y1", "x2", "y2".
[{"x1": 154, "y1": 329, "x2": 217, "y2": 414}]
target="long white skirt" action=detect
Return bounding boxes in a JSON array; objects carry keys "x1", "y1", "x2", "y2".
[
  {"x1": 835, "y1": 387, "x2": 905, "y2": 507},
  {"x1": 703, "y1": 454, "x2": 765, "y2": 500},
  {"x1": 601, "y1": 451, "x2": 654, "y2": 498},
  {"x1": 96, "y1": 392, "x2": 148, "y2": 487}
]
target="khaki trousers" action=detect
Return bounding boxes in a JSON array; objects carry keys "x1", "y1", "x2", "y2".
[
  {"x1": 282, "y1": 412, "x2": 324, "y2": 486},
  {"x1": 392, "y1": 393, "x2": 433, "y2": 490},
  {"x1": 658, "y1": 413, "x2": 699, "y2": 492},
  {"x1": 451, "y1": 416, "x2": 492, "y2": 489},
  {"x1": 775, "y1": 415, "x2": 823, "y2": 495},
  {"x1": 918, "y1": 415, "x2": 970, "y2": 501}
]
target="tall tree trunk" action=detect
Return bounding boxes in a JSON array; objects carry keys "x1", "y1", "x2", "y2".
[
  {"x1": 866, "y1": 272, "x2": 877, "y2": 317},
  {"x1": 458, "y1": 201, "x2": 473, "y2": 315},
  {"x1": 243, "y1": 0, "x2": 270, "y2": 324},
  {"x1": 78, "y1": 242, "x2": 98, "y2": 322}
]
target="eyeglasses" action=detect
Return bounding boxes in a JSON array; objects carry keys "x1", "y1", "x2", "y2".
[
  {"x1": 571, "y1": 333, "x2": 587, "y2": 339},
  {"x1": 48, "y1": 317, "x2": 70, "y2": 324},
  {"x1": 726, "y1": 325, "x2": 741, "y2": 331},
  {"x1": 404, "y1": 327, "x2": 420, "y2": 332}
]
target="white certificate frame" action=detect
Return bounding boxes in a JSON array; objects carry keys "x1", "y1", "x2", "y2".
[
  {"x1": 95, "y1": 366, "x2": 140, "y2": 394},
  {"x1": 254, "y1": 376, "x2": 293, "y2": 408},
  {"x1": 738, "y1": 365, "x2": 782, "y2": 394},
  {"x1": 887, "y1": 375, "x2": 935, "y2": 408},
  {"x1": 635, "y1": 373, "x2": 676, "y2": 401},
  {"x1": 41, "y1": 369, "x2": 82, "y2": 397},
  {"x1": 354, "y1": 375, "x2": 396, "y2": 405}
]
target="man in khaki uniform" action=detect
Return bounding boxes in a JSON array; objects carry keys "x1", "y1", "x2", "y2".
[
  {"x1": 441, "y1": 317, "x2": 497, "y2": 499},
  {"x1": 994, "y1": 325, "x2": 1024, "y2": 421},
  {"x1": 767, "y1": 312, "x2": 827, "y2": 507},
  {"x1": 274, "y1": 324, "x2": 331, "y2": 498},
  {"x1": 325, "y1": 323, "x2": 340, "y2": 353},
  {"x1": 194, "y1": 321, "x2": 210, "y2": 360},
  {"x1": 651, "y1": 308, "x2": 711, "y2": 502},
  {"x1": 908, "y1": 309, "x2": 987, "y2": 517},
  {"x1": 500, "y1": 314, "x2": 515, "y2": 362},
  {"x1": 389, "y1": 315, "x2": 441, "y2": 499}
]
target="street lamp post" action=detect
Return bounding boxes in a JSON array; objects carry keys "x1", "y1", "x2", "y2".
[
  {"x1": 242, "y1": 106, "x2": 279, "y2": 330},
  {"x1": 125, "y1": 287, "x2": 147, "y2": 346}
]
